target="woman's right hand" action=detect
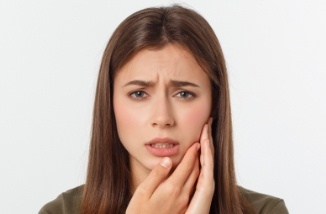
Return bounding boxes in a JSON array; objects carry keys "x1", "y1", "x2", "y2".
[{"x1": 126, "y1": 142, "x2": 200, "y2": 214}]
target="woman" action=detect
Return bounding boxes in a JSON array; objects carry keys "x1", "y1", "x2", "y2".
[{"x1": 40, "y1": 5, "x2": 288, "y2": 214}]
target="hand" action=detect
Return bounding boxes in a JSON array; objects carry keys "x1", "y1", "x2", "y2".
[
  {"x1": 126, "y1": 142, "x2": 200, "y2": 214},
  {"x1": 186, "y1": 118, "x2": 215, "y2": 214}
]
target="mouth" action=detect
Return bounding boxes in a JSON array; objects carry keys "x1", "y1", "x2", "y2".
[
  {"x1": 145, "y1": 138, "x2": 179, "y2": 157},
  {"x1": 149, "y1": 143, "x2": 175, "y2": 148}
]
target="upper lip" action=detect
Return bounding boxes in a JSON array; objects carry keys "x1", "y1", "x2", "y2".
[{"x1": 146, "y1": 137, "x2": 179, "y2": 145}]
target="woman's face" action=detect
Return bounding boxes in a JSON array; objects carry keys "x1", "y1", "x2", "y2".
[{"x1": 113, "y1": 44, "x2": 212, "y2": 179}]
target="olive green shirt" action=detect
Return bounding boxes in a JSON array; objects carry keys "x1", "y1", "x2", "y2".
[{"x1": 39, "y1": 185, "x2": 288, "y2": 214}]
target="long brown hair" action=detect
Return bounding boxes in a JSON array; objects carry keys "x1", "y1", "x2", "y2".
[{"x1": 82, "y1": 5, "x2": 253, "y2": 214}]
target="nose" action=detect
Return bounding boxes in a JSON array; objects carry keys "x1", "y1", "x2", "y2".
[{"x1": 151, "y1": 95, "x2": 175, "y2": 128}]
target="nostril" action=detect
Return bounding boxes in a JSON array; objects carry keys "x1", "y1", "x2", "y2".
[{"x1": 151, "y1": 118, "x2": 175, "y2": 128}]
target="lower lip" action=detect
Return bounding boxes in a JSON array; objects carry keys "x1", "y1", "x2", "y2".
[{"x1": 146, "y1": 144, "x2": 179, "y2": 157}]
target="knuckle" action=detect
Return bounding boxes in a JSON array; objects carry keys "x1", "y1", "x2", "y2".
[
  {"x1": 164, "y1": 182, "x2": 181, "y2": 196},
  {"x1": 151, "y1": 166, "x2": 167, "y2": 178},
  {"x1": 179, "y1": 194, "x2": 190, "y2": 206},
  {"x1": 151, "y1": 168, "x2": 162, "y2": 177},
  {"x1": 135, "y1": 185, "x2": 147, "y2": 196}
]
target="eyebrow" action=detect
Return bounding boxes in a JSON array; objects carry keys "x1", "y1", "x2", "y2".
[
  {"x1": 123, "y1": 80, "x2": 154, "y2": 87},
  {"x1": 170, "y1": 80, "x2": 199, "y2": 87},
  {"x1": 123, "y1": 80, "x2": 199, "y2": 88}
]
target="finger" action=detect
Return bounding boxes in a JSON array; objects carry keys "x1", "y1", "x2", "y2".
[
  {"x1": 199, "y1": 123, "x2": 214, "y2": 184},
  {"x1": 199, "y1": 124, "x2": 208, "y2": 164},
  {"x1": 200, "y1": 121, "x2": 214, "y2": 171},
  {"x1": 135, "y1": 157, "x2": 172, "y2": 198},
  {"x1": 183, "y1": 152, "x2": 200, "y2": 194},
  {"x1": 200, "y1": 139, "x2": 214, "y2": 178},
  {"x1": 208, "y1": 117, "x2": 214, "y2": 155},
  {"x1": 188, "y1": 139, "x2": 214, "y2": 213},
  {"x1": 200, "y1": 119, "x2": 214, "y2": 159},
  {"x1": 168, "y1": 143, "x2": 200, "y2": 187},
  {"x1": 186, "y1": 139, "x2": 214, "y2": 214},
  {"x1": 200, "y1": 123, "x2": 208, "y2": 142}
]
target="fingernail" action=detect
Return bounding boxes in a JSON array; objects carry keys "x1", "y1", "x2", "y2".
[{"x1": 160, "y1": 157, "x2": 172, "y2": 168}]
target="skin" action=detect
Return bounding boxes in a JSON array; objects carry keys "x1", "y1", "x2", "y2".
[{"x1": 113, "y1": 44, "x2": 214, "y2": 213}]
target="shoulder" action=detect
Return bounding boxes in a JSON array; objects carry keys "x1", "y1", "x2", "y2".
[
  {"x1": 239, "y1": 186, "x2": 289, "y2": 214},
  {"x1": 38, "y1": 185, "x2": 84, "y2": 214}
]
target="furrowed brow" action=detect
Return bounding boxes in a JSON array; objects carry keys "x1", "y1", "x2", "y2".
[
  {"x1": 123, "y1": 80, "x2": 154, "y2": 87},
  {"x1": 170, "y1": 80, "x2": 199, "y2": 87}
]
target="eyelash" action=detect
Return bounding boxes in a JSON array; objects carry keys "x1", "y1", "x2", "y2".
[
  {"x1": 129, "y1": 91, "x2": 148, "y2": 100},
  {"x1": 175, "y1": 91, "x2": 196, "y2": 99},
  {"x1": 128, "y1": 90, "x2": 196, "y2": 100}
]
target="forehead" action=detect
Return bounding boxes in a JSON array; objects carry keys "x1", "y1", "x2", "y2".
[{"x1": 115, "y1": 44, "x2": 208, "y2": 81}]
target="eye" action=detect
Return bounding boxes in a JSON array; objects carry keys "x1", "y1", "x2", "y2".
[
  {"x1": 175, "y1": 91, "x2": 196, "y2": 99},
  {"x1": 129, "y1": 91, "x2": 148, "y2": 100}
]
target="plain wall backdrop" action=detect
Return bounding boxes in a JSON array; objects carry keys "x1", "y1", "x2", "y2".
[{"x1": 1, "y1": 0, "x2": 325, "y2": 213}]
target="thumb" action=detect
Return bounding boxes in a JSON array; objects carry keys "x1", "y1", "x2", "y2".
[{"x1": 135, "y1": 157, "x2": 172, "y2": 197}]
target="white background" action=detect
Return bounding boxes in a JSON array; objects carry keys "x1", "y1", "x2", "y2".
[{"x1": 1, "y1": 0, "x2": 325, "y2": 213}]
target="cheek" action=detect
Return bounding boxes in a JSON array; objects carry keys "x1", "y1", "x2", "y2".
[
  {"x1": 113, "y1": 96, "x2": 149, "y2": 145},
  {"x1": 186, "y1": 106, "x2": 209, "y2": 123},
  {"x1": 181, "y1": 103, "x2": 211, "y2": 141},
  {"x1": 114, "y1": 98, "x2": 138, "y2": 140}
]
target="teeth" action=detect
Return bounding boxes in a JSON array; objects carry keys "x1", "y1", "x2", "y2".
[{"x1": 151, "y1": 143, "x2": 174, "y2": 148}]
